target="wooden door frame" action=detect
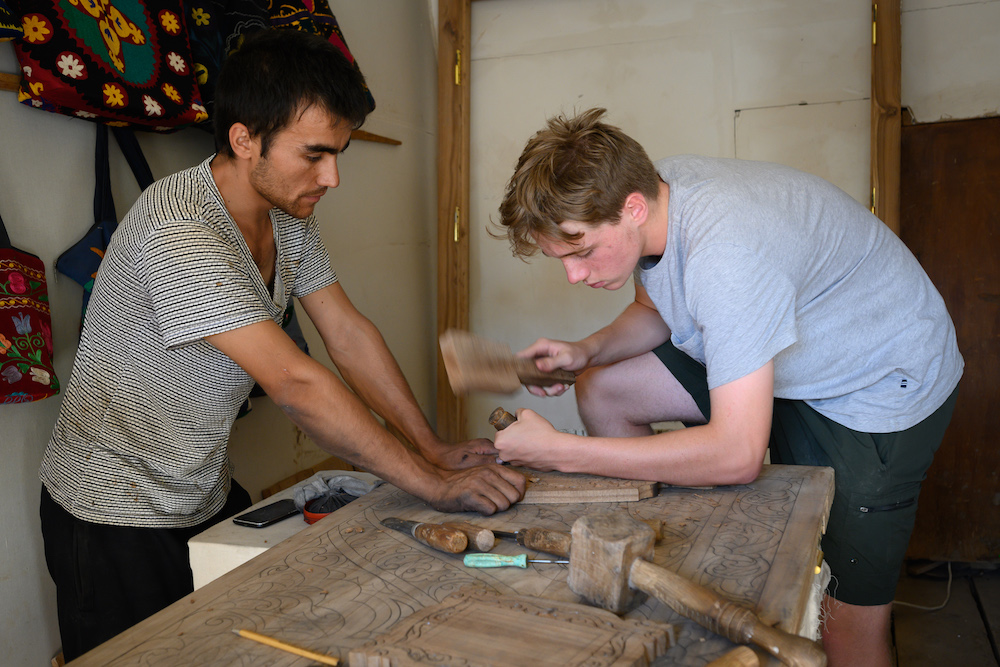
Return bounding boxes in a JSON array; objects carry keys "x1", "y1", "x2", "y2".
[
  {"x1": 435, "y1": 0, "x2": 901, "y2": 440},
  {"x1": 871, "y1": 0, "x2": 902, "y2": 235},
  {"x1": 436, "y1": 0, "x2": 472, "y2": 442}
]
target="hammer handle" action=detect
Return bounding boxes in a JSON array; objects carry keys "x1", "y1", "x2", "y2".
[
  {"x1": 629, "y1": 559, "x2": 826, "y2": 667},
  {"x1": 513, "y1": 359, "x2": 576, "y2": 387}
]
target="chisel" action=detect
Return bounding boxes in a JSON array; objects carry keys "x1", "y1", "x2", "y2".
[
  {"x1": 493, "y1": 519, "x2": 663, "y2": 558},
  {"x1": 439, "y1": 521, "x2": 496, "y2": 551},
  {"x1": 380, "y1": 517, "x2": 468, "y2": 554},
  {"x1": 491, "y1": 527, "x2": 573, "y2": 558},
  {"x1": 463, "y1": 553, "x2": 568, "y2": 569}
]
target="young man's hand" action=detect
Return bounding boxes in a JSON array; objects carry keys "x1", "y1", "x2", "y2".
[
  {"x1": 492, "y1": 408, "x2": 573, "y2": 471},
  {"x1": 427, "y1": 464, "x2": 526, "y2": 515},
  {"x1": 517, "y1": 338, "x2": 591, "y2": 397},
  {"x1": 423, "y1": 437, "x2": 501, "y2": 470}
]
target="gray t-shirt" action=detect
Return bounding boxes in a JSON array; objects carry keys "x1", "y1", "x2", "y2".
[
  {"x1": 40, "y1": 157, "x2": 338, "y2": 528},
  {"x1": 637, "y1": 156, "x2": 962, "y2": 433}
]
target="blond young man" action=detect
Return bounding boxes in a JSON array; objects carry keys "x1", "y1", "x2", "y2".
[{"x1": 494, "y1": 108, "x2": 962, "y2": 667}]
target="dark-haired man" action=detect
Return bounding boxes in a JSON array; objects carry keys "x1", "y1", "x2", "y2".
[
  {"x1": 39, "y1": 29, "x2": 524, "y2": 660},
  {"x1": 493, "y1": 108, "x2": 961, "y2": 667}
]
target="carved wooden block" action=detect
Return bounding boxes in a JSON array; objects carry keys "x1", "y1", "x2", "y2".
[
  {"x1": 347, "y1": 590, "x2": 672, "y2": 667},
  {"x1": 518, "y1": 469, "x2": 659, "y2": 504}
]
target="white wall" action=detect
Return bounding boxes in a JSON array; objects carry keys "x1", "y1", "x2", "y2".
[
  {"x1": 462, "y1": 0, "x2": 999, "y2": 439},
  {"x1": 902, "y1": 0, "x2": 1000, "y2": 122},
  {"x1": 0, "y1": 2, "x2": 437, "y2": 663}
]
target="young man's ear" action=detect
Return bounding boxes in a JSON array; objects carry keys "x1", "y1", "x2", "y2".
[
  {"x1": 623, "y1": 192, "x2": 649, "y2": 225},
  {"x1": 227, "y1": 122, "x2": 259, "y2": 160}
]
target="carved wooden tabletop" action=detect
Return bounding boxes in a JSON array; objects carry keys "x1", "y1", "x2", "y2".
[{"x1": 70, "y1": 464, "x2": 833, "y2": 666}]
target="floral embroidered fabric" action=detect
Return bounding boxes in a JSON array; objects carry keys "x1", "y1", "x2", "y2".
[
  {"x1": 12, "y1": 0, "x2": 207, "y2": 130},
  {"x1": 0, "y1": 224, "x2": 59, "y2": 403},
  {"x1": 0, "y1": 0, "x2": 22, "y2": 40}
]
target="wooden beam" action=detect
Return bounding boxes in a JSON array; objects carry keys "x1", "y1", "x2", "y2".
[
  {"x1": 0, "y1": 72, "x2": 20, "y2": 92},
  {"x1": 435, "y1": 0, "x2": 471, "y2": 442},
  {"x1": 351, "y1": 129, "x2": 401, "y2": 145},
  {"x1": 870, "y1": 0, "x2": 902, "y2": 234}
]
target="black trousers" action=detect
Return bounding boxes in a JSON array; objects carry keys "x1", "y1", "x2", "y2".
[{"x1": 40, "y1": 481, "x2": 251, "y2": 661}]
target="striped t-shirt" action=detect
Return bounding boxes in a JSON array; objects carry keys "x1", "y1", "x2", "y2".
[{"x1": 40, "y1": 157, "x2": 338, "y2": 528}]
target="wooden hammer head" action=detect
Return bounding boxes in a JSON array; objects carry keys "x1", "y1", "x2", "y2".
[
  {"x1": 567, "y1": 510, "x2": 656, "y2": 614},
  {"x1": 440, "y1": 329, "x2": 575, "y2": 395}
]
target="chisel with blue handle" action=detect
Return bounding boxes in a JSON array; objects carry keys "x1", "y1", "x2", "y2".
[{"x1": 463, "y1": 553, "x2": 568, "y2": 568}]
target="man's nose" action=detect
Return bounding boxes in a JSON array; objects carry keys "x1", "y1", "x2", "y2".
[{"x1": 318, "y1": 157, "x2": 340, "y2": 188}]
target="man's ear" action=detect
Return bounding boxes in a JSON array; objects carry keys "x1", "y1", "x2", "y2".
[
  {"x1": 623, "y1": 192, "x2": 649, "y2": 225},
  {"x1": 227, "y1": 122, "x2": 258, "y2": 160}
]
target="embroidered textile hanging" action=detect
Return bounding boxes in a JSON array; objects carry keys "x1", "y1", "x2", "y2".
[{"x1": 13, "y1": 0, "x2": 208, "y2": 130}]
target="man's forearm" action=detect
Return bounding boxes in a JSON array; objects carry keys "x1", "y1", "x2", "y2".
[
  {"x1": 325, "y1": 316, "x2": 442, "y2": 456},
  {"x1": 271, "y1": 361, "x2": 444, "y2": 497}
]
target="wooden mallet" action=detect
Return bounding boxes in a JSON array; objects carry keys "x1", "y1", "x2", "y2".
[
  {"x1": 440, "y1": 329, "x2": 575, "y2": 394},
  {"x1": 567, "y1": 510, "x2": 826, "y2": 667}
]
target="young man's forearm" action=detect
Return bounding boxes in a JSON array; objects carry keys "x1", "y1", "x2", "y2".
[
  {"x1": 549, "y1": 426, "x2": 765, "y2": 487},
  {"x1": 579, "y1": 301, "x2": 670, "y2": 368}
]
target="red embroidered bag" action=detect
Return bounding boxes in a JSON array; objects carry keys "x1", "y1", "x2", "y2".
[
  {"x1": 0, "y1": 213, "x2": 59, "y2": 403},
  {"x1": 12, "y1": 0, "x2": 207, "y2": 130}
]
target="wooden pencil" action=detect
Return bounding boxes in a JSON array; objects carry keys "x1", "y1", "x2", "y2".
[{"x1": 233, "y1": 628, "x2": 339, "y2": 665}]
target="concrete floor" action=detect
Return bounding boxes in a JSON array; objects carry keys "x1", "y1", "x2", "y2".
[{"x1": 892, "y1": 561, "x2": 999, "y2": 666}]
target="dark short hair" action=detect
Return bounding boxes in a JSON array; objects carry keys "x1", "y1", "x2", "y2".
[
  {"x1": 497, "y1": 108, "x2": 660, "y2": 257},
  {"x1": 214, "y1": 29, "x2": 372, "y2": 157}
]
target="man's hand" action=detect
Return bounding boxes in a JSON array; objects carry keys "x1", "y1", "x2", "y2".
[
  {"x1": 493, "y1": 408, "x2": 571, "y2": 471},
  {"x1": 517, "y1": 338, "x2": 591, "y2": 397},
  {"x1": 423, "y1": 437, "x2": 501, "y2": 470},
  {"x1": 427, "y1": 464, "x2": 527, "y2": 515}
]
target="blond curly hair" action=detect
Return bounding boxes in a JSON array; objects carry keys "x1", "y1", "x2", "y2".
[{"x1": 496, "y1": 108, "x2": 660, "y2": 257}]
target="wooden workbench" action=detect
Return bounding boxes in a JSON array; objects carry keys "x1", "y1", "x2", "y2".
[{"x1": 70, "y1": 464, "x2": 834, "y2": 666}]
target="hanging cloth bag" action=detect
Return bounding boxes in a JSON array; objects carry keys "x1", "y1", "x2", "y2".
[
  {"x1": 12, "y1": 0, "x2": 207, "y2": 129},
  {"x1": 181, "y1": 0, "x2": 269, "y2": 131},
  {"x1": 268, "y1": 0, "x2": 374, "y2": 111},
  {"x1": 57, "y1": 124, "x2": 154, "y2": 325},
  {"x1": 0, "y1": 213, "x2": 59, "y2": 403}
]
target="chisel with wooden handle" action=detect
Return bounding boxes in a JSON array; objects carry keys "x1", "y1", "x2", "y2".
[
  {"x1": 492, "y1": 527, "x2": 573, "y2": 558},
  {"x1": 440, "y1": 521, "x2": 496, "y2": 551},
  {"x1": 380, "y1": 518, "x2": 468, "y2": 554},
  {"x1": 493, "y1": 519, "x2": 662, "y2": 558}
]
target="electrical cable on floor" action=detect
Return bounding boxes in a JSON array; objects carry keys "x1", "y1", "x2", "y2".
[{"x1": 893, "y1": 561, "x2": 952, "y2": 611}]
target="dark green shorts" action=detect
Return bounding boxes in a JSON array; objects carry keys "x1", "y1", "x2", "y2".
[{"x1": 652, "y1": 341, "x2": 959, "y2": 606}]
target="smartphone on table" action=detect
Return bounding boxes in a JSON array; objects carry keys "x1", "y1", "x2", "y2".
[{"x1": 232, "y1": 498, "x2": 300, "y2": 528}]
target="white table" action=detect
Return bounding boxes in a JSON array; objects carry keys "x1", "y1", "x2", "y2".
[{"x1": 188, "y1": 471, "x2": 380, "y2": 589}]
